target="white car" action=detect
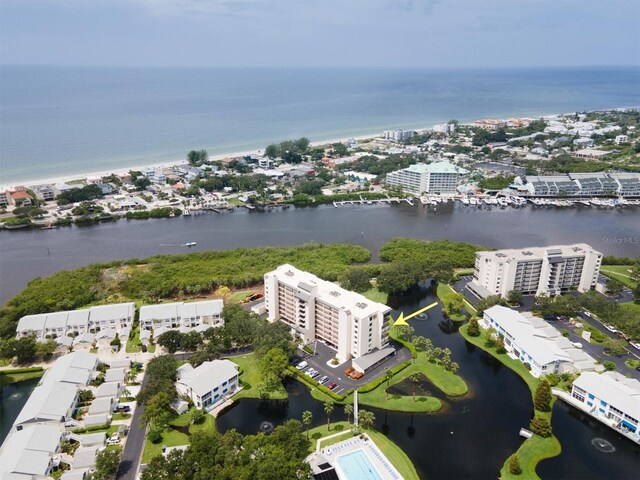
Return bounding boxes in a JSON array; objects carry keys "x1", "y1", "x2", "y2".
[
  {"x1": 106, "y1": 435, "x2": 120, "y2": 445},
  {"x1": 296, "y1": 361, "x2": 308, "y2": 370},
  {"x1": 629, "y1": 342, "x2": 640, "y2": 350},
  {"x1": 571, "y1": 342, "x2": 583, "y2": 349},
  {"x1": 603, "y1": 324, "x2": 618, "y2": 334}
]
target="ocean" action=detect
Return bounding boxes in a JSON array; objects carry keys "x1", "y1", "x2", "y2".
[{"x1": 1, "y1": 65, "x2": 639, "y2": 184}]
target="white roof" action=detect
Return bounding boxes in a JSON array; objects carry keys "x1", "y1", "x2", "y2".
[
  {"x1": 96, "y1": 382, "x2": 120, "y2": 398},
  {"x1": 89, "y1": 397, "x2": 113, "y2": 415},
  {"x1": 484, "y1": 306, "x2": 594, "y2": 367},
  {"x1": 476, "y1": 243, "x2": 599, "y2": 263},
  {"x1": 181, "y1": 299, "x2": 223, "y2": 318},
  {"x1": 105, "y1": 368, "x2": 125, "y2": 383},
  {"x1": 72, "y1": 446, "x2": 99, "y2": 469},
  {"x1": 16, "y1": 314, "x2": 46, "y2": 332},
  {"x1": 0, "y1": 425, "x2": 62, "y2": 478},
  {"x1": 140, "y1": 300, "x2": 223, "y2": 322},
  {"x1": 574, "y1": 371, "x2": 640, "y2": 420},
  {"x1": 267, "y1": 264, "x2": 391, "y2": 319},
  {"x1": 95, "y1": 328, "x2": 117, "y2": 340},
  {"x1": 83, "y1": 413, "x2": 109, "y2": 427},
  {"x1": 176, "y1": 359, "x2": 238, "y2": 397},
  {"x1": 73, "y1": 332, "x2": 95, "y2": 345},
  {"x1": 60, "y1": 469, "x2": 91, "y2": 480},
  {"x1": 77, "y1": 432, "x2": 106, "y2": 446},
  {"x1": 89, "y1": 303, "x2": 134, "y2": 321},
  {"x1": 140, "y1": 303, "x2": 180, "y2": 322}
]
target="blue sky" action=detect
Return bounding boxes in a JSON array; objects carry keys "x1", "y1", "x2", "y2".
[{"x1": 1, "y1": 0, "x2": 638, "y2": 67}]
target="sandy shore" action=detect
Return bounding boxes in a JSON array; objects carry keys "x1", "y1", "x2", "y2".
[{"x1": 1, "y1": 131, "x2": 387, "y2": 190}]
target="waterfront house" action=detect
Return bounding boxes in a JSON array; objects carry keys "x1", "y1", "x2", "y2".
[
  {"x1": 570, "y1": 371, "x2": 640, "y2": 442},
  {"x1": 175, "y1": 359, "x2": 239, "y2": 411},
  {"x1": 385, "y1": 160, "x2": 468, "y2": 195},
  {"x1": 480, "y1": 306, "x2": 596, "y2": 378}
]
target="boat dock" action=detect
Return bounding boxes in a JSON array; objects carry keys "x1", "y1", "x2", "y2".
[{"x1": 333, "y1": 197, "x2": 413, "y2": 207}]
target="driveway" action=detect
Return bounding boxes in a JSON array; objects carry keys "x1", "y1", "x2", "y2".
[
  {"x1": 294, "y1": 341, "x2": 411, "y2": 395},
  {"x1": 116, "y1": 371, "x2": 149, "y2": 480}
]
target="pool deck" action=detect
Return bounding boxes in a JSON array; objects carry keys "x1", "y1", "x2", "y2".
[{"x1": 307, "y1": 433, "x2": 403, "y2": 480}]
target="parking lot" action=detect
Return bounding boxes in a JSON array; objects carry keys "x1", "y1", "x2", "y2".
[{"x1": 292, "y1": 341, "x2": 411, "y2": 395}]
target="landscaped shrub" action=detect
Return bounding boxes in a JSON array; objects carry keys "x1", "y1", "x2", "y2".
[
  {"x1": 509, "y1": 455, "x2": 522, "y2": 475},
  {"x1": 466, "y1": 318, "x2": 481, "y2": 337},
  {"x1": 148, "y1": 430, "x2": 162, "y2": 444},
  {"x1": 530, "y1": 415, "x2": 553, "y2": 438},
  {"x1": 534, "y1": 379, "x2": 552, "y2": 412},
  {"x1": 358, "y1": 361, "x2": 410, "y2": 394},
  {"x1": 603, "y1": 361, "x2": 616, "y2": 371}
]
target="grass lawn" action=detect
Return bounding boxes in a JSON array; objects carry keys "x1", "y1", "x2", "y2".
[
  {"x1": 600, "y1": 265, "x2": 637, "y2": 289},
  {"x1": 367, "y1": 429, "x2": 420, "y2": 480},
  {"x1": 361, "y1": 287, "x2": 388, "y2": 304},
  {"x1": 227, "y1": 197, "x2": 244, "y2": 206},
  {"x1": 142, "y1": 410, "x2": 215, "y2": 463},
  {"x1": 460, "y1": 324, "x2": 561, "y2": 480},
  {"x1": 0, "y1": 368, "x2": 44, "y2": 388},
  {"x1": 625, "y1": 358, "x2": 640, "y2": 369},
  {"x1": 112, "y1": 413, "x2": 132, "y2": 421},
  {"x1": 226, "y1": 289, "x2": 259, "y2": 304},
  {"x1": 307, "y1": 421, "x2": 355, "y2": 450},
  {"x1": 229, "y1": 352, "x2": 287, "y2": 400},
  {"x1": 125, "y1": 324, "x2": 142, "y2": 353}
]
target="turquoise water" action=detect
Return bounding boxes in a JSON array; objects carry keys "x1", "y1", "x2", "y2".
[
  {"x1": 336, "y1": 450, "x2": 382, "y2": 480},
  {"x1": 1, "y1": 66, "x2": 639, "y2": 183}
]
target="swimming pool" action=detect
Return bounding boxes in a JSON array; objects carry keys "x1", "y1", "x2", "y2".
[{"x1": 336, "y1": 449, "x2": 382, "y2": 480}]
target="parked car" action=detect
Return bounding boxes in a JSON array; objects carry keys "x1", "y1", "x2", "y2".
[
  {"x1": 629, "y1": 342, "x2": 640, "y2": 350},
  {"x1": 296, "y1": 361, "x2": 308, "y2": 370},
  {"x1": 571, "y1": 342, "x2": 583, "y2": 349},
  {"x1": 106, "y1": 434, "x2": 120, "y2": 445},
  {"x1": 603, "y1": 324, "x2": 618, "y2": 334},
  {"x1": 327, "y1": 382, "x2": 337, "y2": 390},
  {"x1": 113, "y1": 405, "x2": 131, "y2": 413},
  {"x1": 318, "y1": 375, "x2": 329, "y2": 385},
  {"x1": 310, "y1": 371, "x2": 320, "y2": 379}
]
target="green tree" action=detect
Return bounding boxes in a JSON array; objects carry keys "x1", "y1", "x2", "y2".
[
  {"x1": 324, "y1": 400, "x2": 335, "y2": 430},
  {"x1": 603, "y1": 337, "x2": 628, "y2": 357},
  {"x1": 259, "y1": 347, "x2": 289, "y2": 390},
  {"x1": 302, "y1": 411, "x2": 313, "y2": 439},
  {"x1": 529, "y1": 415, "x2": 552, "y2": 438},
  {"x1": 442, "y1": 291, "x2": 465, "y2": 318},
  {"x1": 180, "y1": 330, "x2": 203, "y2": 352},
  {"x1": 190, "y1": 408, "x2": 205, "y2": 425},
  {"x1": 509, "y1": 455, "x2": 522, "y2": 475},
  {"x1": 506, "y1": 290, "x2": 523, "y2": 306},
  {"x1": 384, "y1": 369, "x2": 394, "y2": 400},
  {"x1": 35, "y1": 338, "x2": 57, "y2": 361},
  {"x1": 13, "y1": 336, "x2": 37, "y2": 365},
  {"x1": 534, "y1": 379, "x2": 552, "y2": 412},
  {"x1": 157, "y1": 330, "x2": 183, "y2": 354},
  {"x1": 495, "y1": 336, "x2": 507, "y2": 354},
  {"x1": 344, "y1": 404, "x2": 354, "y2": 424},
  {"x1": 141, "y1": 391, "x2": 177, "y2": 430},
  {"x1": 394, "y1": 324, "x2": 415, "y2": 342},
  {"x1": 92, "y1": 447, "x2": 121, "y2": 480},
  {"x1": 339, "y1": 269, "x2": 372, "y2": 292},
  {"x1": 357, "y1": 410, "x2": 375, "y2": 431},
  {"x1": 605, "y1": 279, "x2": 625, "y2": 297},
  {"x1": 467, "y1": 317, "x2": 481, "y2": 337}
]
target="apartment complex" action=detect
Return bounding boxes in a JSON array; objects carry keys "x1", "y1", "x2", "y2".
[
  {"x1": 385, "y1": 161, "x2": 468, "y2": 195},
  {"x1": 16, "y1": 303, "x2": 135, "y2": 339},
  {"x1": 481, "y1": 306, "x2": 596, "y2": 378},
  {"x1": 469, "y1": 244, "x2": 602, "y2": 298},
  {"x1": 140, "y1": 299, "x2": 224, "y2": 335},
  {"x1": 570, "y1": 371, "x2": 640, "y2": 442},
  {"x1": 524, "y1": 172, "x2": 640, "y2": 197},
  {"x1": 176, "y1": 359, "x2": 239, "y2": 411},
  {"x1": 383, "y1": 128, "x2": 414, "y2": 143},
  {"x1": 264, "y1": 264, "x2": 392, "y2": 362}
]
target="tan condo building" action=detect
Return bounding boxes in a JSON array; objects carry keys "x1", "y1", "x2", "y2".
[
  {"x1": 469, "y1": 243, "x2": 602, "y2": 298},
  {"x1": 264, "y1": 264, "x2": 392, "y2": 362}
]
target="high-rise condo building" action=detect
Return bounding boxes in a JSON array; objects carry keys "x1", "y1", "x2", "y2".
[
  {"x1": 385, "y1": 161, "x2": 468, "y2": 195},
  {"x1": 469, "y1": 244, "x2": 602, "y2": 298},
  {"x1": 264, "y1": 264, "x2": 392, "y2": 362}
]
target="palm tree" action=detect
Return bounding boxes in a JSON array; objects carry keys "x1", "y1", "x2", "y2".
[
  {"x1": 324, "y1": 401, "x2": 334, "y2": 431},
  {"x1": 358, "y1": 410, "x2": 375, "y2": 431},
  {"x1": 384, "y1": 369, "x2": 394, "y2": 400},
  {"x1": 302, "y1": 411, "x2": 313, "y2": 439},
  {"x1": 344, "y1": 404, "x2": 354, "y2": 425},
  {"x1": 409, "y1": 374, "x2": 421, "y2": 402}
]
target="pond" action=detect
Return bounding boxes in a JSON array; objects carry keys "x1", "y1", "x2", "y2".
[
  {"x1": 216, "y1": 283, "x2": 640, "y2": 479},
  {"x1": 0, "y1": 377, "x2": 41, "y2": 442}
]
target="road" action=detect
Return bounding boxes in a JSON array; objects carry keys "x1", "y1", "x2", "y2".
[{"x1": 116, "y1": 371, "x2": 149, "y2": 480}]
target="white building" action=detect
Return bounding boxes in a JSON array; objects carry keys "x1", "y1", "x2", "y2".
[
  {"x1": 481, "y1": 306, "x2": 597, "y2": 378},
  {"x1": 264, "y1": 264, "x2": 392, "y2": 362},
  {"x1": 570, "y1": 371, "x2": 640, "y2": 442},
  {"x1": 385, "y1": 161, "x2": 468, "y2": 195},
  {"x1": 16, "y1": 303, "x2": 134, "y2": 339},
  {"x1": 0, "y1": 425, "x2": 65, "y2": 478},
  {"x1": 469, "y1": 244, "x2": 602, "y2": 298},
  {"x1": 140, "y1": 299, "x2": 224, "y2": 333},
  {"x1": 175, "y1": 359, "x2": 239, "y2": 411},
  {"x1": 615, "y1": 134, "x2": 629, "y2": 145},
  {"x1": 432, "y1": 123, "x2": 456, "y2": 135},
  {"x1": 383, "y1": 129, "x2": 414, "y2": 143}
]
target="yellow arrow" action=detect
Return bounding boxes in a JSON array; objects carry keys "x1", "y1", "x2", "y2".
[{"x1": 393, "y1": 301, "x2": 438, "y2": 326}]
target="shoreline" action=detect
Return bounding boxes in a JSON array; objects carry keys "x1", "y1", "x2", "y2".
[
  {"x1": 0, "y1": 108, "x2": 579, "y2": 189},
  {"x1": 2, "y1": 104, "x2": 638, "y2": 189}
]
